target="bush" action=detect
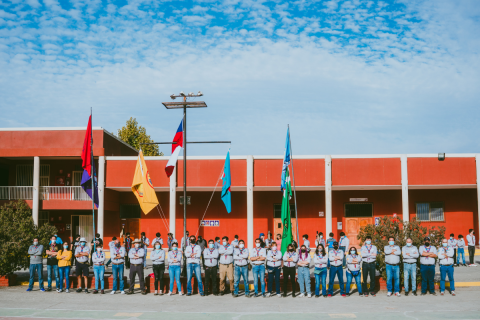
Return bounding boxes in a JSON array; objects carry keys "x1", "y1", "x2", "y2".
[
  {"x1": 357, "y1": 216, "x2": 445, "y2": 281},
  {"x1": 0, "y1": 201, "x2": 57, "y2": 276}
]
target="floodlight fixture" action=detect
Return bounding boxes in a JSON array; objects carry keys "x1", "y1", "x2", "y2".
[{"x1": 438, "y1": 153, "x2": 445, "y2": 161}]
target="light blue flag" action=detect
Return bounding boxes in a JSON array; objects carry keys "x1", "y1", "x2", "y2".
[
  {"x1": 221, "y1": 150, "x2": 232, "y2": 213},
  {"x1": 281, "y1": 128, "x2": 291, "y2": 191}
]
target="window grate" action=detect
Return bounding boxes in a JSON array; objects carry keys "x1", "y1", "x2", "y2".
[
  {"x1": 120, "y1": 204, "x2": 141, "y2": 219},
  {"x1": 416, "y1": 202, "x2": 444, "y2": 221},
  {"x1": 344, "y1": 203, "x2": 373, "y2": 217},
  {"x1": 273, "y1": 204, "x2": 296, "y2": 218}
]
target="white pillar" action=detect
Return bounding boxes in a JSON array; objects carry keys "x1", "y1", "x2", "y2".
[
  {"x1": 32, "y1": 156, "x2": 40, "y2": 226},
  {"x1": 401, "y1": 155, "x2": 409, "y2": 222},
  {"x1": 98, "y1": 156, "x2": 105, "y2": 238},
  {"x1": 325, "y1": 155, "x2": 332, "y2": 236},
  {"x1": 169, "y1": 167, "x2": 176, "y2": 238},
  {"x1": 475, "y1": 154, "x2": 480, "y2": 234},
  {"x1": 247, "y1": 155, "x2": 254, "y2": 250}
]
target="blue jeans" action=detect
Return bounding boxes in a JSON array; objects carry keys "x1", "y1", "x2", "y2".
[
  {"x1": 457, "y1": 248, "x2": 465, "y2": 265},
  {"x1": 298, "y1": 266, "x2": 311, "y2": 294},
  {"x1": 47, "y1": 265, "x2": 59, "y2": 289},
  {"x1": 386, "y1": 264, "x2": 400, "y2": 293},
  {"x1": 252, "y1": 265, "x2": 265, "y2": 295},
  {"x1": 112, "y1": 264, "x2": 124, "y2": 291},
  {"x1": 328, "y1": 265, "x2": 345, "y2": 295},
  {"x1": 403, "y1": 263, "x2": 416, "y2": 292},
  {"x1": 267, "y1": 266, "x2": 281, "y2": 294},
  {"x1": 187, "y1": 263, "x2": 204, "y2": 294},
  {"x1": 93, "y1": 265, "x2": 105, "y2": 290},
  {"x1": 314, "y1": 268, "x2": 327, "y2": 296},
  {"x1": 29, "y1": 264, "x2": 44, "y2": 290},
  {"x1": 339, "y1": 247, "x2": 347, "y2": 267},
  {"x1": 58, "y1": 266, "x2": 70, "y2": 290},
  {"x1": 440, "y1": 265, "x2": 455, "y2": 292},
  {"x1": 420, "y1": 264, "x2": 435, "y2": 294},
  {"x1": 346, "y1": 271, "x2": 362, "y2": 294},
  {"x1": 234, "y1": 265, "x2": 249, "y2": 295},
  {"x1": 169, "y1": 265, "x2": 181, "y2": 293}
]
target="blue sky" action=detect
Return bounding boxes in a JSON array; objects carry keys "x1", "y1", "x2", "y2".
[{"x1": 0, "y1": 0, "x2": 479, "y2": 156}]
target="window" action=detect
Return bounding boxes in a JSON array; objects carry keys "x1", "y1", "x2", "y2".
[
  {"x1": 344, "y1": 203, "x2": 373, "y2": 217},
  {"x1": 120, "y1": 204, "x2": 141, "y2": 219},
  {"x1": 16, "y1": 164, "x2": 50, "y2": 186},
  {"x1": 39, "y1": 211, "x2": 49, "y2": 228},
  {"x1": 273, "y1": 204, "x2": 296, "y2": 218},
  {"x1": 416, "y1": 202, "x2": 444, "y2": 221}
]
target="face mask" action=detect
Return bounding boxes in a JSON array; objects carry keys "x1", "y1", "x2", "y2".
[
  {"x1": 155, "y1": 245, "x2": 161, "y2": 249},
  {"x1": 450, "y1": 237, "x2": 453, "y2": 240},
  {"x1": 208, "y1": 243, "x2": 214, "y2": 248},
  {"x1": 51, "y1": 240, "x2": 56, "y2": 244},
  {"x1": 33, "y1": 241, "x2": 38, "y2": 246},
  {"x1": 173, "y1": 247, "x2": 178, "y2": 251},
  {"x1": 442, "y1": 243, "x2": 448, "y2": 247},
  {"x1": 238, "y1": 244, "x2": 244, "y2": 248},
  {"x1": 255, "y1": 243, "x2": 260, "y2": 247},
  {"x1": 333, "y1": 245, "x2": 338, "y2": 250},
  {"x1": 135, "y1": 244, "x2": 140, "y2": 248},
  {"x1": 190, "y1": 239, "x2": 195, "y2": 244},
  {"x1": 64, "y1": 245, "x2": 68, "y2": 249},
  {"x1": 365, "y1": 240, "x2": 371, "y2": 245},
  {"x1": 223, "y1": 241, "x2": 227, "y2": 246},
  {"x1": 302, "y1": 238, "x2": 305, "y2": 241},
  {"x1": 389, "y1": 241, "x2": 394, "y2": 246},
  {"x1": 320, "y1": 235, "x2": 323, "y2": 238},
  {"x1": 81, "y1": 242, "x2": 86, "y2": 247},
  {"x1": 350, "y1": 250, "x2": 355, "y2": 254},
  {"x1": 272, "y1": 246, "x2": 277, "y2": 251},
  {"x1": 301, "y1": 249, "x2": 306, "y2": 252},
  {"x1": 406, "y1": 243, "x2": 412, "y2": 247},
  {"x1": 425, "y1": 242, "x2": 430, "y2": 247},
  {"x1": 289, "y1": 248, "x2": 294, "y2": 252},
  {"x1": 97, "y1": 248, "x2": 102, "y2": 252}
]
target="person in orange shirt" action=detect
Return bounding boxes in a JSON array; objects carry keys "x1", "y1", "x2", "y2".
[{"x1": 57, "y1": 242, "x2": 72, "y2": 293}]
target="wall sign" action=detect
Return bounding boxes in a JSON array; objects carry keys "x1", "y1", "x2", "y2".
[
  {"x1": 375, "y1": 217, "x2": 380, "y2": 226},
  {"x1": 350, "y1": 198, "x2": 368, "y2": 202},
  {"x1": 319, "y1": 211, "x2": 324, "y2": 217},
  {"x1": 337, "y1": 222, "x2": 342, "y2": 230},
  {"x1": 201, "y1": 220, "x2": 219, "y2": 227}
]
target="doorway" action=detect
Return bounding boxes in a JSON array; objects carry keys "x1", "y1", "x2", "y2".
[
  {"x1": 273, "y1": 203, "x2": 298, "y2": 242},
  {"x1": 71, "y1": 214, "x2": 94, "y2": 242},
  {"x1": 344, "y1": 203, "x2": 373, "y2": 248}
]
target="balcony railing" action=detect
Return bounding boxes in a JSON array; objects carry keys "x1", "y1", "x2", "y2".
[
  {"x1": 40, "y1": 186, "x2": 90, "y2": 201},
  {"x1": 0, "y1": 186, "x2": 90, "y2": 201},
  {"x1": 0, "y1": 186, "x2": 34, "y2": 200}
]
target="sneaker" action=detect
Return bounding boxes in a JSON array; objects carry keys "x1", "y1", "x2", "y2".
[
  {"x1": 179, "y1": 292, "x2": 184, "y2": 296},
  {"x1": 315, "y1": 295, "x2": 320, "y2": 298},
  {"x1": 307, "y1": 294, "x2": 312, "y2": 298},
  {"x1": 65, "y1": 289, "x2": 69, "y2": 293},
  {"x1": 120, "y1": 291, "x2": 125, "y2": 295},
  {"x1": 101, "y1": 290, "x2": 104, "y2": 294},
  {"x1": 323, "y1": 295, "x2": 327, "y2": 298},
  {"x1": 154, "y1": 290, "x2": 158, "y2": 295},
  {"x1": 371, "y1": 293, "x2": 376, "y2": 297},
  {"x1": 111, "y1": 290, "x2": 116, "y2": 295},
  {"x1": 85, "y1": 289, "x2": 89, "y2": 294},
  {"x1": 359, "y1": 293, "x2": 363, "y2": 297},
  {"x1": 26, "y1": 288, "x2": 32, "y2": 292},
  {"x1": 440, "y1": 292, "x2": 444, "y2": 296},
  {"x1": 364, "y1": 293, "x2": 369, "y2": 297},
  {"x1": 47, "y1": 288, "x2": 52, "y2": 292},
  {"x1": 262, "y1": 294, "x2": 267, "y2": 298},
  {"x1": 233, "y1": 293, "x2": 238, "y2": 297},
  {"x1": 141, "y1": 290, "x2": 147, "y2": 295},
  {"x1": 168, "y1": 292, "x2": 172, "y2": 296},
  {"x1": 327, "y1": 294, "x2": 332, "y2": 297},
  {"x1": 298, "y1": 293, "x2": 305, "y2": 298},
  {"x1": 405, "y1": 291, "x2": 409, "y2": 296},
  {"x1": 431, "y1": 292, "x2": 437, "y2": 296},
  {"x1": 395, "y1": 292, "x2": 400, "y2": 297},
  {"x1": 421, "y1": 292, "x2": 426, "y2": 296},
  {"x1": 76, "y1": 288, "x2": 82, "y2": 293},
  {"x1": 412, "y1": 291, "x2": 417, "y2": 296},
  {"x1": 265, "y1": 293, "x2": 271, "y2": 297},
  {"x1": 387, "y1": 292, "x2": 392, "y2": 297},
  {"x1": 245, "y1": 294, "x2": 251, "y2": 298},
  {"x1": 93, "y1": 290, "x2": 98, "y2": 294},
  {"x1": 471, "y1": 264, "x2": 477, "y2": 267},
  {"x1": 187, "y1": 293, "x2": 191, "y2": 296},
  {"x1": 40, "y1": 288, "x2": 46, "y2": 292},
  {"x1": 159, "y1": 290, "x2": 163, "y2": 295},
  {"x1": 277, "y1": 294, "x2": 282, "y2": 298},
  {"x1": 341, "y1": 294, "x2": 346, "y2": 297},
  {"x1": 452, "y1": 291, "x2": 456, "y2": 296}
]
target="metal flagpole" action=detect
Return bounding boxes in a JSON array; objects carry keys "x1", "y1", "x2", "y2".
[
  {"x1": 91, "y1": 107, "x2": 96, "y2": 252},
  {"x1": 288, "y1": 125, "x2": 300, "y2": 245},
  {"x1": 183, "y1": 96, "x2": 187, "y2": 251}
]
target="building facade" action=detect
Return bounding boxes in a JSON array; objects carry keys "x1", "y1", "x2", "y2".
[{"x1": 1, "y1": 128, "x2": 479, "y2": 249}]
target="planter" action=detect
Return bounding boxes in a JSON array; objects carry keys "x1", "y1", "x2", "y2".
[{"x1": 0, "y1": 274, "x2": 17, "y2": 287}]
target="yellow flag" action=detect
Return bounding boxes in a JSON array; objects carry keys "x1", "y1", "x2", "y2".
[{"x1": 131, "y1": 150, "x2": 159, "y2": 214}]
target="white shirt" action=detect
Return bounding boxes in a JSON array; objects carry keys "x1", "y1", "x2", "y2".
[
  {"x1": 266, "y1": 250, "x2": 282, "y2": 267},
  {"x1": 184, "y1": 245, "x2": 202, "y2": 264},
  {"x1": 282, "y1": 251, "x2": 299, "y2": 267},
  {"x1": 233, "y1": 248, "x2": 249, "y2": 266},
  {"x1": 467, "y1": 234, "x2": 476, "y2": 246},
  {"x1": 250, "y1": 247, "x2": 267, "y2": 265}
]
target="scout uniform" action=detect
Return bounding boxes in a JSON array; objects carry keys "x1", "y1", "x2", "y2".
[
  {"x1": 419, "y1": 240, "x2": 437, "y2": 295},
  {"x1": 218, "y1": 242, "x2": 234, "y2": 294},
  {"x1": 328, "y1": 244, "x2": 345, "y2": 296},
  {"x1": 203, "y1": 246, "x2": 219, "y2": 295},
  {"x1": 266, "y1": 248, "x2": 283, "y2": 296},
  {"x1": 233, "y1": 247, "x2": 250, "y2": 297},
  {"x1": 184, "y1": 243, "x2": 204, "y2": 296},
  {"x1": 384, "y1": 244, "x2": 401, "y2": 295},
  {"x1": 346, "y1": 252, "x2": 362, "y2": 296},
  {"x1": 438, "y1": 244, "x2": 455, "y2": 295},
  {"x1": 250, "y1": 246, "x2": 267, "y2": 296},
  {"x1": 110, "y1": 244, "x2": 126, "y2": 294},
  {"x1": 402, "y1": 244, "x2": 419, "y2": 295},
  {"x1": 127, "y1": 239, "x2": 146, "y2": 294},
  {"x1": 360, "y1": 242, "x2": 377, "y2": 296}
]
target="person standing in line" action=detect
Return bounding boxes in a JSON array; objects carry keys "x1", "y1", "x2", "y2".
[
  {"x1": 152, "y1": 232, "x2": 164, "y2": 248},
  {"x1": 27, "y1": 237, "x2": 45, "y2": 292},
  {"x1": 315, "y1": 232, "x2": 326, "y2": 248},
  {"x1": 233, "y1": 240, "x2": 250, "y2": 298},
  {"x1": 326, "y1": 233, "x2": 336, "y2": 269},
  {"x1": 457, "y1": 235, "x2": 466, "y2": 266},
  {"x1": 127, "y1": 239, "x2": 146, "y2": 295},
  {"x1": 124, "y1": 232, "x2": 132, "y2": 269},
  {"x1": 92, "y1": 244, "x2": 106, "y2": 294},
  {"x1": 419, "y1": 236, "x2": 437, "y2": 295},
  {"x1": 203, "y1": 239, "x2": 219, "y2": 296},
  {"x1": 338, "y1": 232, "x2": 350, "y2": 269},
  {"x1": 218, "y1": 236, "x2": 235, "y2": 295},
  {"x1": 313, "y1": 244, "x2": 328, "y2": 298},
  {"x1": 448, "y1": 234, "x2": 458, "y2": 267},
  {"x1": 466, "y1": 229, "x2": 476, "y2": 266},
  {"x1": 181, "y1": 231, "x2": 190, "y2": 250},
  {"x1": 57, "y1": 242, "x2": 72, "y2": 293},
  {"x1": 46, "y1": 236, "x2": 60, "y2": 292},
  {"x1": 214, "y1": 237, "x2": 221, "y2": 250},
  {"x1": 328, "y1": 241, "x2": 345, "y2": 297},
  {"x1": 150, "y1": 241, "x2": 165, "y2": 295},
  {"x1": 110, "y1": 238, "x2": 126, "y2": 295},
  {"x1": 266, "y1": 242, "x2": 283, "y2": 298},
  {"x1": 438, "y1": 238, "x2": 456, "y2": 296},
  {"x1": 167, "y1": 242, "x2": 183, "y2": 296},
  {"x1": 184, "y1": 235, "x2": 204, "y2": 296},
  {"x1": 74, "y1": 238, "x2": 90, "y2": 293},
  {"x1": 402, "y1": 238, "x2": 419, "y2": 296},
  {"x1": 345, "y1": 247, "x2": 362, "y2": 297},
  {"x1": 231, "y1": 235, "x2": 240, "y2": 248},
  {"x1": 275, "y1": 234, "x2": 282, "y2": 250},
  {"x1": 167, "y1": 233, "x2": 177, "y2": 250},
  {"x1": 302, "y1": 235, "x2": 310, "y2": 252},
  {"x1": 360, "y1": 235, "x2": 377, "y2": 297},
  {"x1": 258, "y1": 233, "x2": 266, "y2": 248},
  {"x1": 384, "y1": 237, "x2": 401, "y2": 297},
  {"x1": 265, "y1": 232, "x2": 273, "y2": 249},
  {"x1": 250, "y1": 238, "x2": 267, "y2": 297},
  {"x1": 90, "y1": 233, "x2": 103, "y2": 266},
  {"x1": 50, "y1": 233, "x2": 63, "y2": 246},
  {"x1": 197, "y1": 237, "x2": 206, "y2": 267},
  {"x1": 71, "y1": 234, "x2": 80, "y2": 267},
  {"x1": 105, "y1": 237, "x2": 116, "y2": 270},
  {"x1": 297, "y1": 245, "x2": 312, "y2": 298},
  {"x1": 140, "y1": 232, "x2": 150, "y2": 269},
  {"x1": 282, "y1": 244, "x2": 298, "y2": 298}
]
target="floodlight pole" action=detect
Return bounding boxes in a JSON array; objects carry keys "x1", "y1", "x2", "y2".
[{"x1": 182, "y1": 96, "x2": 187, "y2": 251}]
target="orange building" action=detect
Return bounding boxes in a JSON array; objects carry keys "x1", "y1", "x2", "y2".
[{"x1": 0, "y1": 128, "x2": 478, "y2": 249}]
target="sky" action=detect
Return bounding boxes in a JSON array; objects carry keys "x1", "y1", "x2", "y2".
[{"x1": 0, "y1": 0, "x2": 479, "y2": 156}]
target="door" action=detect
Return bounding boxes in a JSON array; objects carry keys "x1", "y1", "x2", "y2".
[
  {"x1": 127, "y1": 219, "x2": 140, "y2": 240},
  {"x1": 273, "y1": 218, "x2": 298, "y2": 243},
  {"x1": 79, "y1": 215, "x2": 94, "y2": 243},
  {"x1": 345, "y1": 217, "x2": 373, "y2": 248}
]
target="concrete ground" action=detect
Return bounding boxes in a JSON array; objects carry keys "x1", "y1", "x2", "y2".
[{"x1": 1, "y1": 284, "x2": 480, "y2": 320}]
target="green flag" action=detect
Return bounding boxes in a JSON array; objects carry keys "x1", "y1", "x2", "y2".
[{"x1": 280, "y1": 166, "x2": 293, "y2": 254}]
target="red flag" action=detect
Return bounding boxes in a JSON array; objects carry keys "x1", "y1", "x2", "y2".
[{"x1": 81, "y1": 115, "x2": 92, "y2": 176}]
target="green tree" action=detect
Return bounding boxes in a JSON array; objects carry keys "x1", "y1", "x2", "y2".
[
  {"x1": 117, "y1": 117, "x2": 163, "y2": 156},
  {"x1": 357, "y1": 216, "x2": 445, "y2": 282},
  {"x1": 0, "y1": 200, "x2": 57, "y2": 276}
]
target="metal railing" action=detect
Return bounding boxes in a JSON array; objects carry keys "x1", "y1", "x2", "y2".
[
  {"x1": 0, "y1": 186, "x2": 34, "y2": 200},
  {"x1": 40, "y1": 186, "x2": 90, "y2": 201}
]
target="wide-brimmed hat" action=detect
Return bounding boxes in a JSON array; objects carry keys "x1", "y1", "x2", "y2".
[
  {"x1": 133, "y1": 238, "x2": 141, "y2": 244},
  {"x1": 79, "y1": 237, "x2": 86, "y2": 242},
  {"x1": 424, "y1": 236, "x2": 431, "y2": 241}
]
